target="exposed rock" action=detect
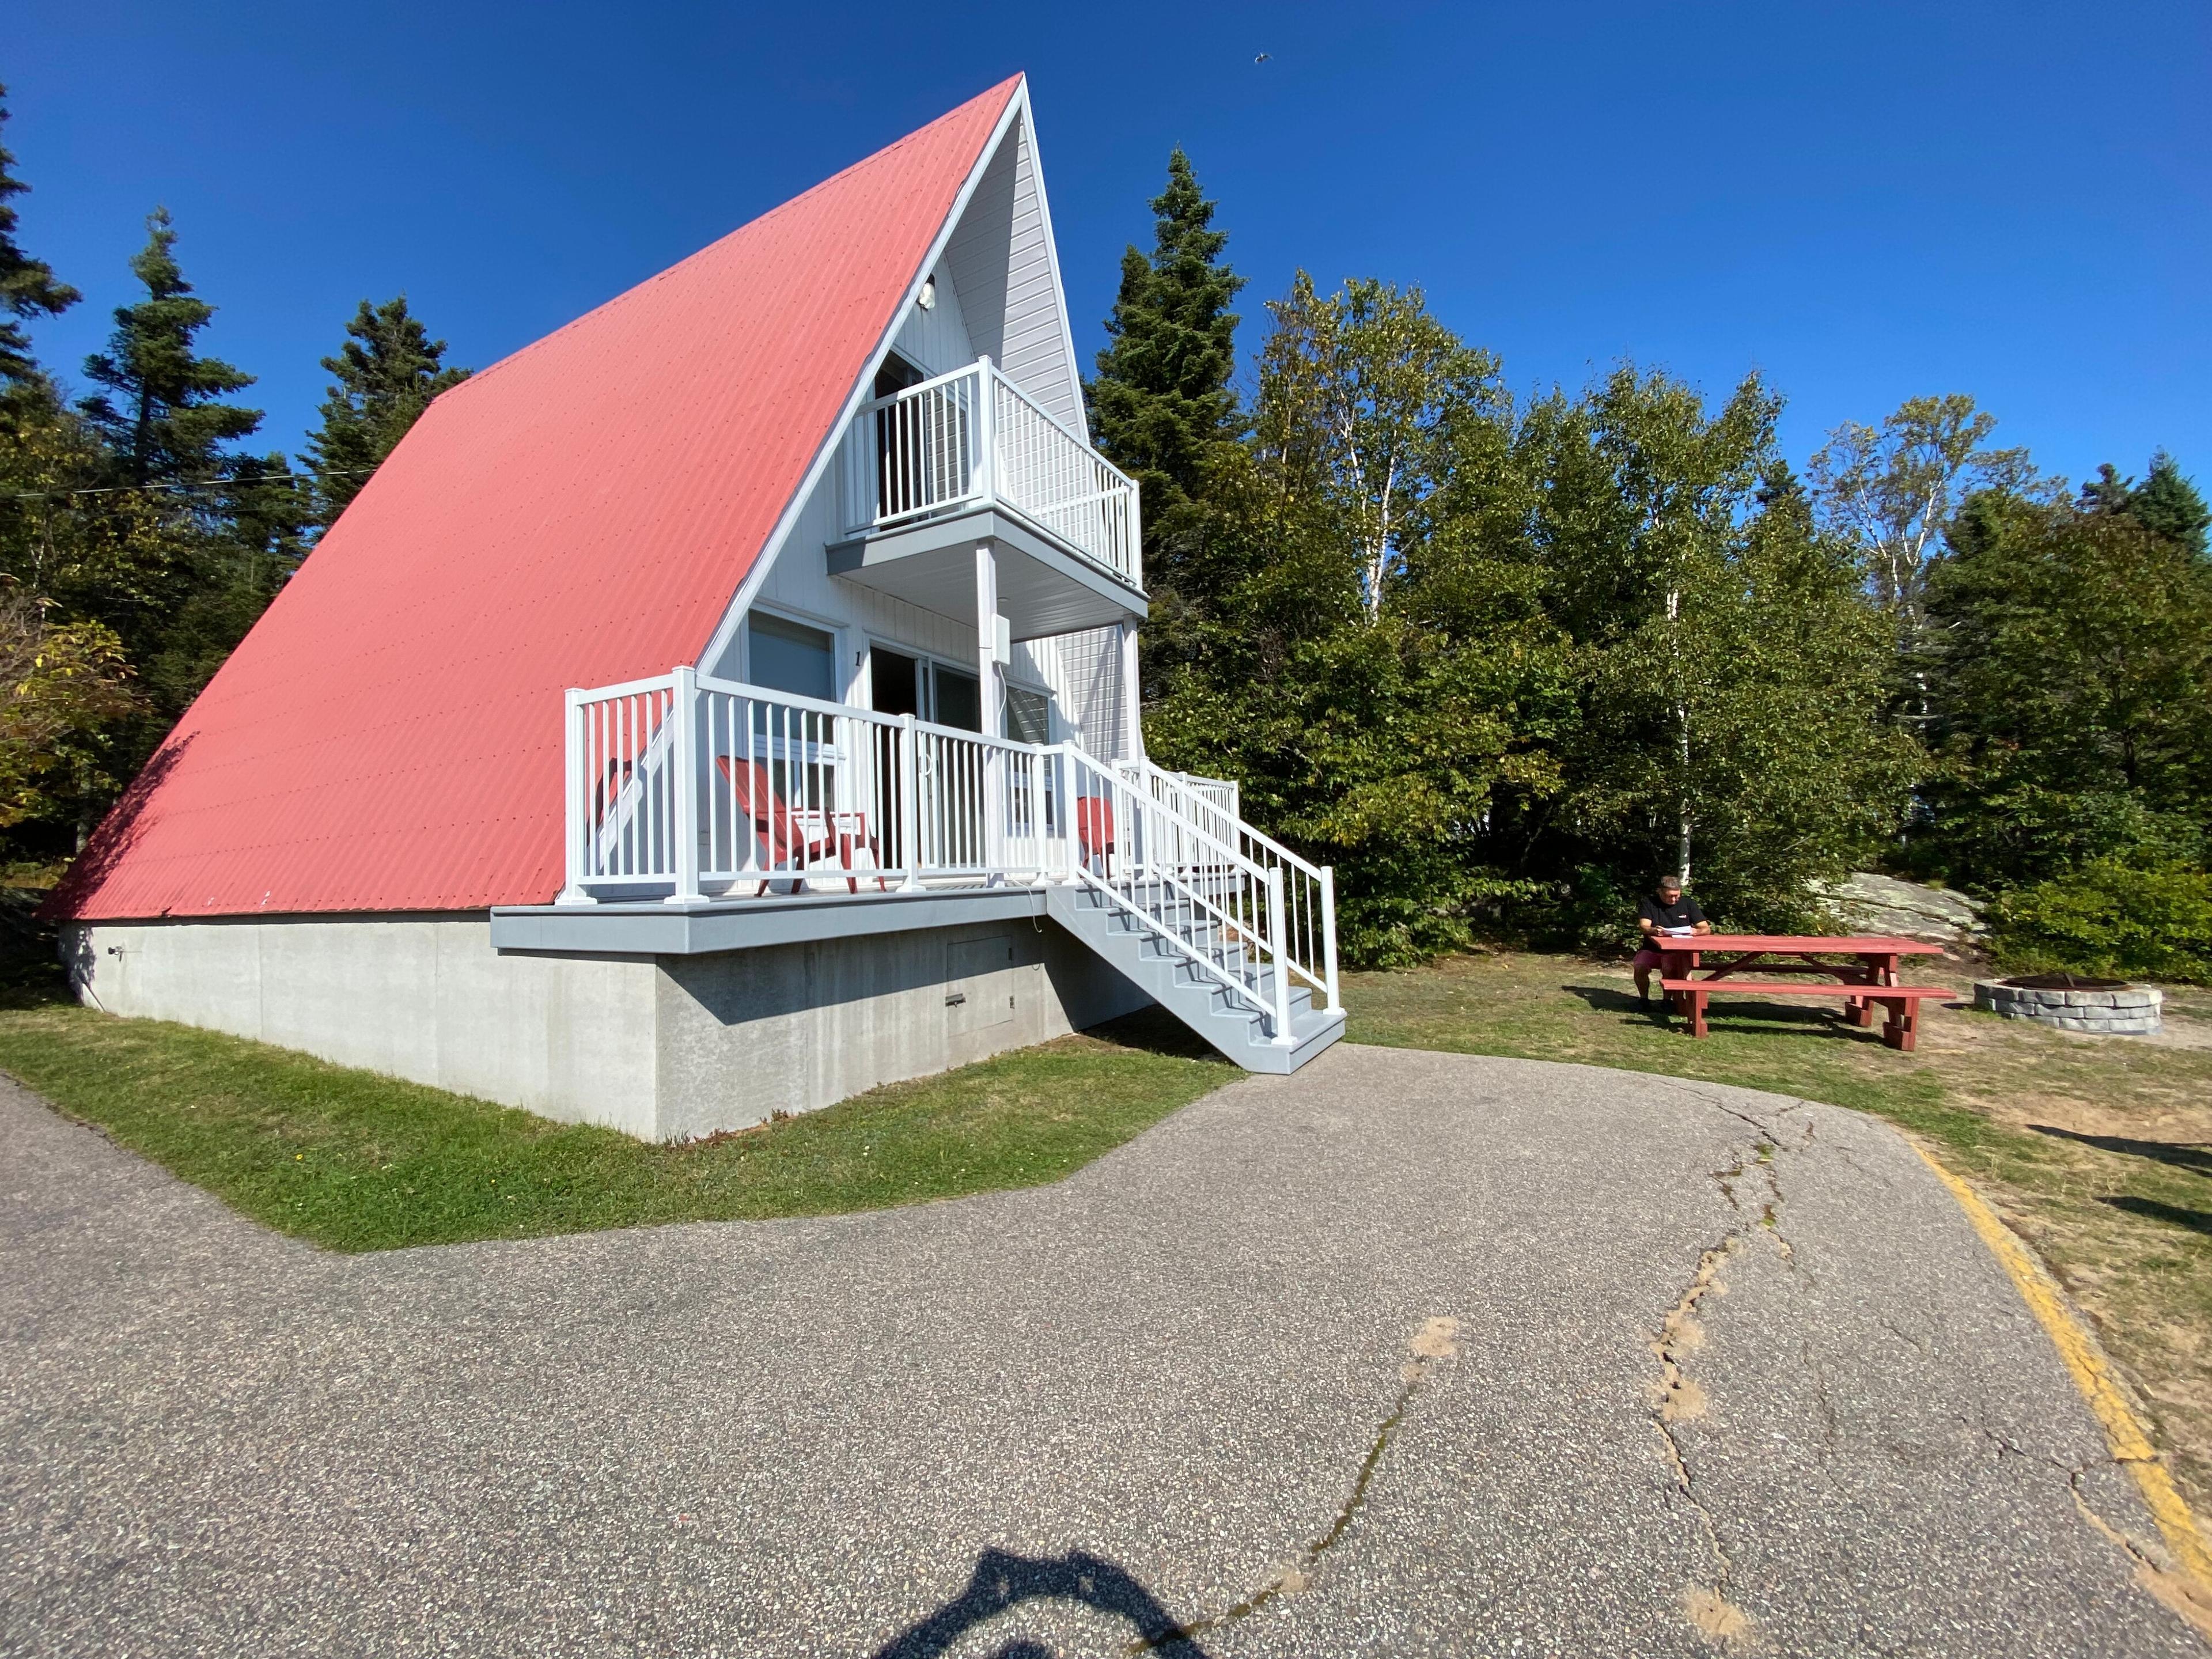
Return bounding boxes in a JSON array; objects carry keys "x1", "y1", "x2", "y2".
[{"x1": 1814, "y1": 871, "x2": 1986, "y2": 944}]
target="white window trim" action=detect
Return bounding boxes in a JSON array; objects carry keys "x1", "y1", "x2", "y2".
[{"x1": 740, "y1": 603, "x2": 853, "y2": 704}]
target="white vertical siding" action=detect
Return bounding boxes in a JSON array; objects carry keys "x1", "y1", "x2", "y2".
[
  {"x1": 1013, "y1": 626, "x2": 1128, "y2": 760},
  {"x1": 941, "y1": 138, "x2": 1013, "y2": 366},
  {"x1": 890, "y1": 260, "x2": 976, "y2": 377},
  {"x1": 700, "y1": 90, "x2": 1094, "y2": 698},
  {"x1": 938, "y1": 109, "x2": 1081, "y2": 434}
]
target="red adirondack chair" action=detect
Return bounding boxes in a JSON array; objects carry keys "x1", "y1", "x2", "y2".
[
  {"x1": 1074, "y1": 794, "x2": 1115, "y2": 876},
  {"x1": 715, "y1": 756, "x2": 882, "y2": 894}
]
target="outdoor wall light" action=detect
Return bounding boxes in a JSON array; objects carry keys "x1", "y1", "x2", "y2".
[{"x1": 918, "y1": 276, "x2": 936, "y2": 311}]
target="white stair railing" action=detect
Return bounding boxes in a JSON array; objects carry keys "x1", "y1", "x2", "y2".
[
  {"x1": 1060, "y1": 746, "x2": 1299, "y2": 1044},
  {"x1": 836, "y1": 357, "x2": 1142, "y2": 589},
  {"x1": 1120, "y1": 758, "x2": 1339, "y2": 1014}
]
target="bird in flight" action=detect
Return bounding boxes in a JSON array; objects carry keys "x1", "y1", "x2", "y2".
[{"x1": 1255, "y1": 52, "x2": 1271, "y2": 63}]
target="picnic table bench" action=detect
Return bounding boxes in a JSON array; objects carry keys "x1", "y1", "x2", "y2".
[{"x1": 1655, "y1": 934, "x2": 1951, "y2": 1051}]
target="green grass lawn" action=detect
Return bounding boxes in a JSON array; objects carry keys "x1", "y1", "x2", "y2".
[
  {"x1": 1342, "y1": 952, "x2": 2212, "y2": 1511},
  {"x1": 0, "y1": 996, "x2": 1236, "y2": 1253}
]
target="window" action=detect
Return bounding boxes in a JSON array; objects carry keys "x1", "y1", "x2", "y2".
[
  {"x1": 747, "y1": 612, "x2": 835, "y2": 702},
  {"x1": 1005, "y1": 684, "x2": 1052, "y2": 744},
  {"x1": 866, "y1": 643, "x2": 983, "y2": 731},
  {"x1": 870, "y1": 647, "x2": 921, "y2": 717},
  {"x1": 874, "y1": 353, "x2": 925, "y2": 399},
  {"x1": 932, "y1": 665, "x2": 982, "y2": 733}
]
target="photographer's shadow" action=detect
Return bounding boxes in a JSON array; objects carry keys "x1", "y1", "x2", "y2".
[{"x1": 873, "y1": 1546, "x2": 1213, "y2": 1657}]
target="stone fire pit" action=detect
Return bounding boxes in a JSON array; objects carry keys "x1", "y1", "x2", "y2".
[{"x1": 1974, "y1": 974, "x2": 2162, "y2": 1035}]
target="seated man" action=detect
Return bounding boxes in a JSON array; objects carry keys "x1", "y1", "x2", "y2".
[{"x1": 1634, "y1": 873, "x2": 1711, "y2": 1005}]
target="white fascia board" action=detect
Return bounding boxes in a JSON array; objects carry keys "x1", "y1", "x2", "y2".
[{"x1": 690, "y1": 79, "x2": 1035, "y2": 684}]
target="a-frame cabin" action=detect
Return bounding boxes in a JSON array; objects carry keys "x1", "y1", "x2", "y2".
[{"x1": 50, "y1": 78, "x2": 1342, "y2": 1140}]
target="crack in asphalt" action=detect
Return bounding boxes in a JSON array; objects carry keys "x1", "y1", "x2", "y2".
[
  {"x1": 1979, "y1": 1427, "x2": 2212, "y2": 1641},
  {"x1": 1128, "y1": 1319, "x2": 1459, "y2": 1652},
  {"x1": 1642, "y1": 1127, "x2": 1804, "y2": 1651},
  {"x1": 1155, "y1": 1093, "x2": 1818, "y2": 1656},
  {"x1": 1879, "y1": 1314, "x2": 1932, "y2": 1354},
  {"x1": 1652, "y1": 1234, "x2": 1739, "y2": 1581}
]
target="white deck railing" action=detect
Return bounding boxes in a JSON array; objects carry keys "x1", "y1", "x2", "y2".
[
  {"x1": 836, "y1": 357, "x2": 1142, "y2": 590},
  {"x1": 558, "y1": 672, "x2": 1338, "y2": 1032}
]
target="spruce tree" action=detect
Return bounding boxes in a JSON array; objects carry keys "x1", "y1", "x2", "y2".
[
  {"x1": 78, "y1": 207, "x2": 262, "y2": 484},
  {"x1": 302, "y1": 295, "x2": 469, "y2": 525},
  {"x1": 2080, "y1": 461, "x2": 2135, "y2": 517},
  {"x1": 1088, "y1": 148, "x2": 1245, "y2": 554},
  {"x1": 0, "y1": 84, "x2": 78, "y2": 393},
  {"x1": 2131, "y1": 450, "x2": 2210, "y2": 558}
]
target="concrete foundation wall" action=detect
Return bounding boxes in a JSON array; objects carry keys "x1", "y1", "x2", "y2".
[
  {"x1": 62, "y1": 911, "x2": 1149, "y2": 1142},
  {"x1": 64, "y1": 916, "x2": 663, "y2": 1138}
]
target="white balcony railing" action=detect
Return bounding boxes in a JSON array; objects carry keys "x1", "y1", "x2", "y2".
[
  {"x1": 558, "y1": 672, "x2": 1339, "y2": 1027},
  {"x1": 836, "y1": 357, "x2": 1142, "y2": 590}
]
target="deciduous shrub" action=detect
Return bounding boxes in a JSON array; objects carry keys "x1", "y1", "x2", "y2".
[{"x1": 1988, "y1": 859, "x2": 2212, "y2": 984}]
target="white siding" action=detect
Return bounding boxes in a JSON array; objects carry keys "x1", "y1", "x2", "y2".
[
  {"x1": 1014, "y1": 626, "x2": 1128, "y2": 760},
  {"x1": 890, "y1": 259, "x2": 976, "y2": 378},
  {"x1": 994, "y1": 118, "x2": 1083, "y2": 434},
  {"x1": 711, "y1": 462, "x2": 979, "y2": 698},
  {"x1": 702, "y1": 90, "x2": 1093, "y2": 700},
  {"x1": 939, "y1": 109, "x2": 1082, "y2": 434},
  {"x1": 941, "y1": 135, "x2": 1014, "y2": 368}
]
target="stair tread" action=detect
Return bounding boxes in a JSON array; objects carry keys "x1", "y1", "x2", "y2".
[{"x1": 1046, "y1": 884, "x2": 1343, "y2": 1075}]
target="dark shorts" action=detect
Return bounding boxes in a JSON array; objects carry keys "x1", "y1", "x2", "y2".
[{"x1": 1632, "y1": 945, "x2": 1663, "y2": 969}]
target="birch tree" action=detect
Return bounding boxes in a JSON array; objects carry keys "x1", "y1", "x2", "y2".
[
  {"x1": 1252, "y1": 274, "x2": 1501, "y2": 623},
  {"x1": 1524, "y1": 368, "x2": 1911, "y2": 919},
  {"x1": 1807, "y1": 395, "x2": 2034, "y2": 720}
]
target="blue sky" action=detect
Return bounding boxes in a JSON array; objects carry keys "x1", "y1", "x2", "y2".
[{"x1": 12, "y1": 1, "x2": 2209, "y2": 490}]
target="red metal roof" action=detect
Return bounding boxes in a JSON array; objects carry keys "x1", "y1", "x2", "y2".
[{"x1": 51, "y1": 77, "x2": 1022, "y2": 922}]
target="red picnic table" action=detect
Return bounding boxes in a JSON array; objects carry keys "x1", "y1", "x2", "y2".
[{"x1": 1656, "y1": 934, "x2": 1950, "y2": 1051}]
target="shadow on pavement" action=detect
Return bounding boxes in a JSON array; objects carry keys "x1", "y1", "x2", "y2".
[
  {"x1": 2032, "y1": 1123, "x2": 2212, "y2": 1177},
  {"x1": 873, "y1": 1547, "x2": 1213, "y2": 1657}
]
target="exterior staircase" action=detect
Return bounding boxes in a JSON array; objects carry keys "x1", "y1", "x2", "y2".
[{"x1": 1046, "y1": 878, "x2": 1346, "y2": 1074}]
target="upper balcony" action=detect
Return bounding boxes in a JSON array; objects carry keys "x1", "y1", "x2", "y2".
[{"x1": 827, "y1": 357, "x2": 1145, "y2": 637}]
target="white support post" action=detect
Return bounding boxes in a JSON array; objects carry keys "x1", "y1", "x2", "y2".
[
  {"x1": 557, "y1": 687, "x2": 593, "y2": 904},
  {"x1": 1127, "y1": 456, "x2": 1143, "y2": 592},
  {"x1": 1268, "y1": 866, "x2": 1294, "y2": 1046},
  {"x1": 975, "y1": 543, "x2": 1001, "y2": 733},
  {"x1": 666, "y1": 665, "x2": 704, "y2": 905},
  {"x1": 1320, "y1": 864, "x2": 1342, "y2": 1014},
  {"x1": 974, "y1": 354, "x2": 995, "y2": 506},
  {"x1": 1118, "y1": 620, "x2": 1144, "y2": 763},
  {"x1": 897, "y1": 714, "x2": 922, "y2": 892},
  {"x1": 1051, "y1": 743, "x2": 1074, "y2": 882},
  {"x1": 1027, "y1": 747, "x2": 1047, "y2": 883},
  {"x1": 976, "y1": 541, "x2": 1003, "y2": 881}
]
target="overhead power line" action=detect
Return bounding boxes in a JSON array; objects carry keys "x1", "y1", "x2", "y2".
[{"x1": 0, "y1": 468, "x2": 377, "y2": 503}]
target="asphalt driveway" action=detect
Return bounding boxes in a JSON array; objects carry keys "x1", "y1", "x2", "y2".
[{"x1": 2, "y1": 1044, "x2": 2202, "y2": 1656}]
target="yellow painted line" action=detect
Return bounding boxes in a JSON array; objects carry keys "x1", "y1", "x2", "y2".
[{"x1": 1911, "y1": 1141, "x2": 2212, "y2": 1586}]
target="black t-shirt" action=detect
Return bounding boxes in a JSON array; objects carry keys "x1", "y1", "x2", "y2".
[{"x1": 1638, "y1": 893, "x2": 1706, "y2": 935}]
